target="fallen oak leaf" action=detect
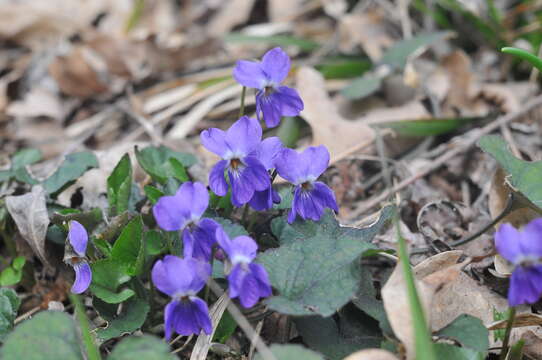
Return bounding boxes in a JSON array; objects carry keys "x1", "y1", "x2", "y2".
[{"x1": 295, "y1": 67, "x2": 376, "y2": 161}]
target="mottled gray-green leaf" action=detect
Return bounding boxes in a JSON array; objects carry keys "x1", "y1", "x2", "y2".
[
  {"x1": 259, "y1": 206, "x2": 394, "y2": 316},
  {"x1": 108, "y1": 335, "x2": 175, "y2": 360},
  {"x1": 295, "y1": 314, "x2": 380, "y2": 360},
  {"x1": 0, "y1": 311, "x2": 82, "y2": 359},
  {"x1": 11, "y1": 148, "x2": 42, "y2": 170},
  {"x1": 341, "y1": 73, "x2": 382, "y2": 100},
  {"x1": 96, "y1": 297, "x2": 149, "y2": 341},
  {"x1": 255, "y1": 344, "x2": 324, "y2": 360},
  {"x1": 0, "y1": 288, "x2": 20, "y2": 341},
  {"x1": 43, "y1": 152, "x2": 98, "y2": 195},
  {"x1": 436, "y1": 314, "x2": 488, "y2": 355},
  {"x1": 433, "y1": 343, "x2": 484, "y2": 360},
  {"x1": 381, "y1": 31, "x2": 451, "y2": 69},
  {"x1": 478, "y1": 135, "x2": 542, "y2": 210}
]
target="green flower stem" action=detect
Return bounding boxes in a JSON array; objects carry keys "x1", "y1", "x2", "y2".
[
  {"x1": 70, "y1": 294, "x2": 101, "y2": 360},
  {"x1": 499, "y1": 306, "x2": 517, "y2": 360},
  {"x1": 502, "y1": 47, "x2": 542, "y2": 73},
  {"x1": 239, "y1": 86, "x2": 247, "y2": 118}
]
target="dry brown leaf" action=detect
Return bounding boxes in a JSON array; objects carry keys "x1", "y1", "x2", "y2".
[
  {"x1": 343, "y1": 349, "x2": 399, "y2": 360},
  {"x1": 295, "y1": 67, "x2": 375, "y2": 160},
  {"x1": 520, "y1": 331, "x2": 542, "y2": 359},
  {"x1": 381, "y1": 261, "x2": 433, "y2": 360},
  {"x1": 7, "y1": 87, "x2": 64, "y2": 120},
  {"x1": 267, "y1": 0, "x2": 306, "y2": 22},
  {"x1": 488, "y1": 167, "x2": 538, "y2": 229},
  {"x1": 5, "y1": 186, "x2": 52, "y2": 268},
  {"x1": 338, "y1": 9, "x2": 395, "y2": 60},
  {"x1": 382, "y1": 251, "x2": 467, "y2": 359},
  {"x1": 207, "y1": 0, "x2": 256, "y2": 37},
  {"x1": 0, "y1": 0, "x2": 108, "y2": 49}
]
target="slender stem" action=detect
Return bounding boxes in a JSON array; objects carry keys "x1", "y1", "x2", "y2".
[
  {"x1": 207, "y1": 280, "x2": 277, "y2": 360},
  {"x1": 499, "y1": 307, "x2": 517, "y2": 360},
  {"x1": 241, "y1": 204, "x2": 250, "y2": 226},
  {"x1": 411, "y1": 192, "x2": 515, "y2": 255},
  {"x1": 70, "y1": 294, "x2": 102, "y2": 360},
  {"x1": 239, "y1": 86, "x2": 247, "y2": 118}
]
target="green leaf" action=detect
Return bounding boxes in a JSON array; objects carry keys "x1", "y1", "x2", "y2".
[
  {"x1": 90, "y1": 259, "x2": 134, "y2": 304},
  {"x1": 0, "y1": 311, "x2": 82, "y2": 359},
  {"x1": 0, "y1": 170, "x2": 11, "y2": 182},
  {"x1": 96, "y1": 297, "x2": 150, "y2": 341},
  {"x1": 135, "y1": 146, "x2": 196, "y2": 184},
  {"x1": 11, "y1": 148, "x2": 42, "y2": 170},
  {"x1": 107, "y1": 154, "x2": 133, "y2": 216},
  {"x1": 341, "y1": 73, "x2": 382, "y2": 100},
  {"x1": 433, "y1": 343, "x2": 484, "y2": 360},
  {"x1": 0, "y1": 257, "x2": 26, "y2": 286},
  {"x1": 316, "y1": 58, "x2": 371, "y2": 79},
  {"x1": 143, "y1": 185, "x2": 164, "y2": 205},
  {"x1": 224, "y1": 33, "x2": 319, "y2": 52},
  {"x1": 111, "y1": 216, "x2": 145, "y2": 276},
  {"x1": 166, "y1": 158, "x2": 189, "y2": 182},
  {"x1": 0, "y1": 288, "x2": 20, "y2": 340},
  {"x1": 145, "y1": 230, "x2": 167, "y2": 256},
  {"x1": 13, "y1": 167, "x2": 39, "y2": 184},
  {"x1": 212, "y1": 310, "x2": 237, "y2": 344},
  {"x1": 273, "y1": 186, "x2": 293, "y2": 210},
  {"x1": 436, "y1": 314, "x2": 488, "y2": 355},
  {"x1": 255, "y1": 344, "x2": 324, "y2": 360},
  {"x1": 108, "y1": 335, "x2": 175, "y2": 360},
  {"x1": 478, "y1": 135, "x2": 542, "y2": 210},
  {"x1": 352, "y1": 271, "x2": 392, "y2": 335},
  {"x1": 381, "y1": 31, "x2": 451, "y2": 69},
  {"x1": 43, "y1": 152, "x2": 99, "y2": 195},
  {"x1": 259, "y1": 206, "x2": 394, "y2": 316},
  {"x1": 374, "y1": 117, "x2": 479, "y2": 137},
  {"x1": 395, "y1": 214, "x2": 435, "y2": 360},
  {"x1": 294, "y1": 313, "x2": 379, "y2": 360},
  {"x1": 502, "y1": 47, "x2": 542, "y2": 73},
  {"x1": 211, "y1": 216, "x2": 248, "y2": 238},
  {"x1": 277, "y1": 117, "x2": 301, "y2": 148}
]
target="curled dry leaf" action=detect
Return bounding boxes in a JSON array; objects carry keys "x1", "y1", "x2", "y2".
[
  {"x1": 343, "y1": 349, "x2": 399, "y2": 360},
  {"x1": 295, "y1": 67, "x2": 375, "y2": 161},
  {"x1": 207, "y1": 0, "x2": 256, "y2": 37},
  {"x1": 487, "y1": 313, "x2": 542, "y2": 331},
  {"x1": 5, "y1": 185, "x2": 51, "y2": 268}
]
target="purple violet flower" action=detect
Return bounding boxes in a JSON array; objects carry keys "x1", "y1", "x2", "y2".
[
  {"x1": 200, "y1": 116, "x2": 270, "y2": 207},
  {"x1": 152, "y1": 256, "x2": 212, "y2": 338},
  {"x1": 215, "y1": 227, "x2": 272, "y2": 308},
  {"x1": 153, "y1": 182, "x2": 219, "y2": 261},
  {"x1": 495, "y1": 219, "x2": 542, "y2": 306},
  {"x1": 64, "y1": 220, "x2": 92, "y2": 294},
  {"x1": 275, "y1": 145, "x2": 338, "y2": 223},
  {"x1": 248, "y1": 136, "x2": 283, "y2": 211},
  {"x1": 233, "y1": 47, "x2": 303, "y2": 128}
]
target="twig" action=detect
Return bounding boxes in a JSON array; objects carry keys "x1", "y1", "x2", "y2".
[
  {"x1": 14, "y1": 306, "x2": 40, "y2": 325},
  {"x1": 351, "y1": 95, "x2": 542, "y2": 217},
  {"x1": 207, "y1": 280, "x2": 276, "y2": 360}
]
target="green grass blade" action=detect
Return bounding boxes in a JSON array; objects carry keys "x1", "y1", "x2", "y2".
[
  {"x1": 70, "y1": 294, "x2": 102, "y2": 360},
  {"x1": 395, "y1": 215, "x2": 436, "y2": 360}
]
